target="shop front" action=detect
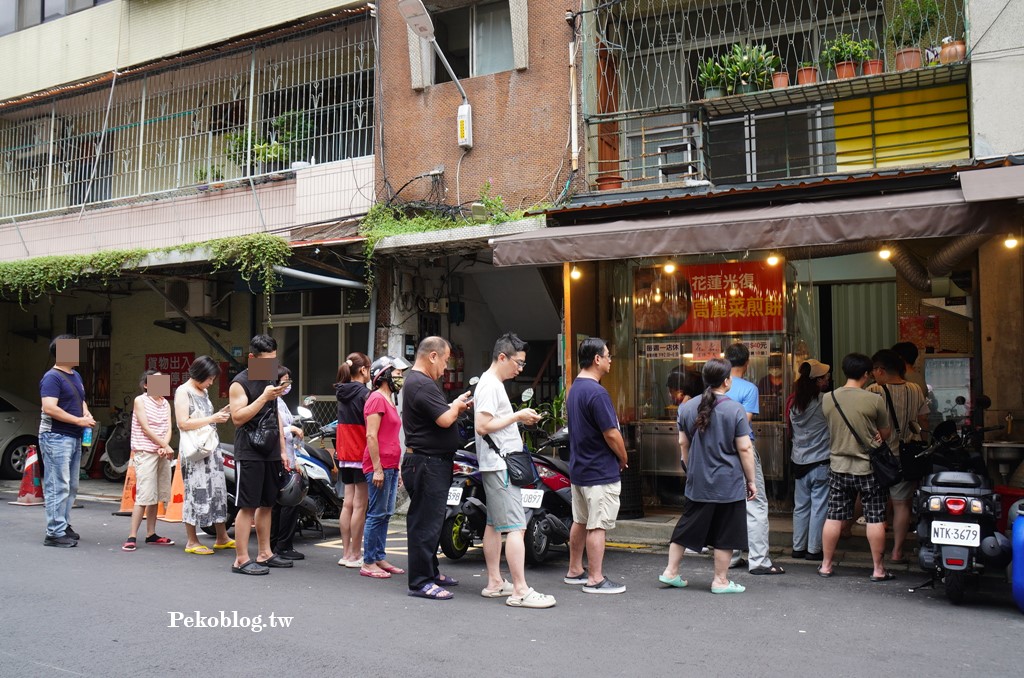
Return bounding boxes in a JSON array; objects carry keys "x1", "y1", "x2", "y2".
[{"x1": 491, "y1": 172, "x2": 1024, "y2": 506}]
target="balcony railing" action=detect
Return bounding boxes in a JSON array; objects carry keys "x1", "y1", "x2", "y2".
[
  {"x1": 0, "y1": 16, "x2": 374, "y2": 222},
  {"x1": 581, "y1": 0, "x2": 970, "y2": 190}
]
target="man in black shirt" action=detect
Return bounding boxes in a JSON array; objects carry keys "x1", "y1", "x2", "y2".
[
  {"x1": 229, "y1": 334, "x2": 290, "y2": 575},
  {"x1": 402, "y1": 336, "x2": 472, "y2": 599}
]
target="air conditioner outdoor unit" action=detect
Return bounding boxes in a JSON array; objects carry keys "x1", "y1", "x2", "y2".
[
  {"x1": 75, "y1": 316, "x2": 106, "y2": 339},
  {"x1": 164, "y1": 280, "x2": 214, "y2": 318}
]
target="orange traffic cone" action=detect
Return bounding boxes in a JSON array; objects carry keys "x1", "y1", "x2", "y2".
[
  {"x1": 9, "y1": 445, "x2": 44, "y2": 506},
  {"x1": 158, "y1": 462, "x2": 185, "y2": 523},
  {"x1": 112, "y1": 451, "x2": 137, "y2": 516}
]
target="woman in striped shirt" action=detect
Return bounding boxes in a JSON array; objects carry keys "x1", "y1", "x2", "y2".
[{"x1": 123, "y1": 370, "x2": 176, "y2": 551}]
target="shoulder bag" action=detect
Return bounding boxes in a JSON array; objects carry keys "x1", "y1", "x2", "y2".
[
  {"x1": 881, "y1": 385, "x2": 930, "y2": 482},
  {"x1": 830, "y1": 391, "x2": 902, "y2": 489},
  {"x1": 245, "y1": 405, "x2": 280, "y2": 455},
  {"x1": 483, "y1": 433, "x2": 539, "y2": 488},
  {"x1": 179, "y1": 392, "x2": 219, "y2": 463}
]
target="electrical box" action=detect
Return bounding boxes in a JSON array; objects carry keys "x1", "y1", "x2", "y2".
[{"x1": 457, "y1": 103, "x2": 473, "y2": 149}]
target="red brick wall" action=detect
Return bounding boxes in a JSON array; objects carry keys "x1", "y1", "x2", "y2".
[{"x1": 378, "y1": 2, "x2": 574, "y2": 211}]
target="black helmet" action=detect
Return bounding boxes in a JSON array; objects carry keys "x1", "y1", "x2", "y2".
[
  {"x1": 370, "y1": 355, "x2": 410, "y2": 391},
  {"x1": 277, "y1": 469, "x2": 308, "y2": 507}
]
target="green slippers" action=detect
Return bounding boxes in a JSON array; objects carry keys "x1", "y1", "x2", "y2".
[
  {"x1": 711, "y1": 580, "x2": 746, "y2": 594},
  {"x1": 658, "y1": 574, "x2": 688, "y2": 588}
]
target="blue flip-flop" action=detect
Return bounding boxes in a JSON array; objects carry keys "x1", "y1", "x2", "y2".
[
  {"x1": 711, "y1": 581, "x2": 745, "y2": 594},
  {"x1": 408, "y1": 583, "x2": 453, "y2": 600},
  {"x1": 658, "y1": 574, "x2": 688, "y2": 588},
  {"x1": 434, "y1": 574, "x2": 459, "y2": 586}
]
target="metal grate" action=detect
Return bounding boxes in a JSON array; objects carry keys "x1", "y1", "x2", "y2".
[
  {"x1": 580, "y1": 0, "x2": 969, "y2": 189},
  {"x1": 0, "y1": 17, "x2": 374, "y2": 221}
]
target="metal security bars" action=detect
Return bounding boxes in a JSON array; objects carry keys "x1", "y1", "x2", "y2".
[
  {"x1": 0, "y1": 17, "x2": 374, "y2": 221},
  {"x1": 580, "y1": 0, "x2": 969, "y2": 189}
]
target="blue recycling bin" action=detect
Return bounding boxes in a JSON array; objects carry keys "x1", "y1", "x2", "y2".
[{"x1": 1013, "y1": 503, "x2": 1024, "y2": 613}]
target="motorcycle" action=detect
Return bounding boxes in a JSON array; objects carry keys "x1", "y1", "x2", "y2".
[
  {"x1": 914, "y1": 404, "x2": 1014, "y2": 604},
  {"x1": 100, "y1": 398, "x2": 132, "y2": 483},
  {"x1": 523, "y1": 427, "x2": 573, "y2": 565}
]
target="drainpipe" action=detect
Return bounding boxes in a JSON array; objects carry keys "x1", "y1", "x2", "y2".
[
  {"x1": 272, "y1": 266, "x2": 366, "y2": 290},
  {"x1": 367, "y1": 282, "x2": 378, "y2": 357}
]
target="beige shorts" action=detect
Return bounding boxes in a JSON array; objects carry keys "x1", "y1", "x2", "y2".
[
  {"x1": 889, "y1": 478, "x2": 916, "y2": 501},
  {"x1": 134, "y1": 451, "x2": 171, "y2": 506},
  {"x1": 571, "y1": 481, "x2": 621, "y2": 531}
]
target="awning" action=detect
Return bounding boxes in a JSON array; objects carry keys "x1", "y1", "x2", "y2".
[
  {"x1": 960, "y1": 165, "x2": 1024, "y2": 202},
  {"x1": 490, "y1": 188, "x2": 1015, "y2": 267}
]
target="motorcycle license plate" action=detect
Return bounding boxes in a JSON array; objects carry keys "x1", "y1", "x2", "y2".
[
  {"x1": 521, "y1": 489, "x2": 544, "y2": 509},
  {"x1": 930, "y1": 520, "x2": 980, "y2": 547},
  {"x1": 446, "y1": 486, "x2": 463, "y2": 506}
]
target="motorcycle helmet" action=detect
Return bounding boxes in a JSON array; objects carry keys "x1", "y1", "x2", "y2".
[
  {"x1": 370, "y1": 355, "x2": 411, "y2": 392},
  {"x1": 277, "y1": 468, "x2": 309, "y2": 507}
]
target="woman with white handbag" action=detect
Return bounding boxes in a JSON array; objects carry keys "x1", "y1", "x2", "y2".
[{"x1": 174, "y1": 356, "x2": 232, "y2": 555}]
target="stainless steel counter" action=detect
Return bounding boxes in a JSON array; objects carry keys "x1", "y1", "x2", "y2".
[{"x1": 637, "y1": 419, "x2": 787, "y2": 480}]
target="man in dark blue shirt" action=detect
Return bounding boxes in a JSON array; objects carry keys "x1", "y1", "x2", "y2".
[
  {"x1": 564, "y1": 337, "x2": 628, "y2": 594},
  {"x1": 39, "y1": 335, "x2": 96, "y2": 547}
]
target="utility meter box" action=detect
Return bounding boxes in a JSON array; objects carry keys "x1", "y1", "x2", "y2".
[{"x1": 457, "y1": 103, "x2": 473, "y2": 149}]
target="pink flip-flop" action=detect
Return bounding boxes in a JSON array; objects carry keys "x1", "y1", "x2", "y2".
[
  {"x1": 380, "y1": 564, "x2": 406, "y2": 575},
  {"x1": 360, "y1": 568, "x2": 391, "y2": 579}
]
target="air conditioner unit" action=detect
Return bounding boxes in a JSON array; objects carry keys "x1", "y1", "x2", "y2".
[
  {"x1": 15, "y1": 117, "x2": 51, "y2": 161},
  {"x1": 75, "y1": 316, "x2": 106, "y2": 339},
  {"x1": 164, "y1": 280, "x2": 214, "y2": 318}
]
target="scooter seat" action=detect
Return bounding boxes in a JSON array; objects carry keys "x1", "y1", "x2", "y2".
[{"x1": 921, "y1": 470, "x2": 990, "y2": 493}]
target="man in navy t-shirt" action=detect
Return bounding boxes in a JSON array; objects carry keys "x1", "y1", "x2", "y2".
[
  {"x1": 724, "y1": 343, "x2": 782, "y2": 575},
  {"x1": 564, "y1": 337, "x2": 628, "y2": 595},
  {"x1": 39, "y1": 335, "x2": 97, "y2": 547}
]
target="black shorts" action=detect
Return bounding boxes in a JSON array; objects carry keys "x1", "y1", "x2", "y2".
[
  {"x1": 236, "y1": 460, "x2": 282, "y2": 508},
  {"x1": 339, "y1": 466, "x2": 367, "y2": 485},
  {"x1": 670, "y1": 499, "x2": 748, "y2": 551}
]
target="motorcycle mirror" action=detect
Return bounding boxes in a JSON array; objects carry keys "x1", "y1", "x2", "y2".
[
  {"x1": 469, "y1": 376, "x2": 480, "y2": 386},
  {"x1": 521, "y1": 388, "x2": 534, "y2": 402},
  {"x1": 303, "y1": 396, "x2": 316, "y2": 406},
  {"x1": 975, "y1": 394, "x2": 991, "y2": 411},
  {"x1": 296, "y1": 406, "x2": 313, "y2": 419}
]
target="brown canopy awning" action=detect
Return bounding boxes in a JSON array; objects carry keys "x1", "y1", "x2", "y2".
[
  {"x1": 491, "y1": 188, "x2": 1014, "y2": 267},
  {"x1": 959, "y1": 165, "x2": 1024, "y2": 202}
]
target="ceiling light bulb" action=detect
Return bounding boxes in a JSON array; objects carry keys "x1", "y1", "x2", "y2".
[
  {"x1": 766, "y1": 254, "x2": 779, "y2": 266},
  {"x1": 878, "y1": 248, "x2": 892, "y2": 260},
  {"x1": 570, "y1": 266, "x2": 582, "y2": 280},
  {"x1": 1005, "y1": 235, "x2": 1019, "y2": 249},
  {"x1": 664, "y1": 262, "x2": 676, "y2": 274}
]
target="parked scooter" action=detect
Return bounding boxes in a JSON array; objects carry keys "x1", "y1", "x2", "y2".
[
  {"x1": 100, "y1": 398, "x2": 132, "y2": 483},
  {"x1": 914, "y1": 402, "x2": 1013, "y2": 604},
  {"x1": 523, "y1": 427, "x2": 573, "y2": 565}
]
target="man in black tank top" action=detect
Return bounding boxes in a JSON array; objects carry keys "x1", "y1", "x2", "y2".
[{"x1": 228, "y1": 334, "x2": 290, "y2": 575}]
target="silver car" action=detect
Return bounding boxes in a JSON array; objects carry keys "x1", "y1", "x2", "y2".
[{"x1": 0, "y1": 389, "x2": 41, "y2": 479}]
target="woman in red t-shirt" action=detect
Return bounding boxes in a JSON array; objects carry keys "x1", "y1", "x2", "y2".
[
  {"x1": 358, "y1": 356, "x2": 410, "y2": 578},
  {"x1": 335, "y1": 352, "x2": 371, "y2": 567}
]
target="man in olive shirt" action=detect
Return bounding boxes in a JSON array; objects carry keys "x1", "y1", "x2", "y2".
[{"x1": 819, "y1": 353, "x2": 891, "y2": 581}]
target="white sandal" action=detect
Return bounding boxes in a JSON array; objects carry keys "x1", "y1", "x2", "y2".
[
  {"x1": 481, "y1": 580, "x2": 515, "y2": 598},
  {"x1": 506, "y1": 588, "x2": 556, "y2": 609}
]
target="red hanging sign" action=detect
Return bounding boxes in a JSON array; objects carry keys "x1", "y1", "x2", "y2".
[{"x1": 144, "y1": 353, "x2": 195, "y2": 393}]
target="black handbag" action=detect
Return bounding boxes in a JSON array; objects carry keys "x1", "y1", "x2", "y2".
[
  {"x1": 830, "y1": 391, "x2": 902, "y2": 489},
  {"x1": 245, "y1": 406, "x2": 279, "y2": 455},
  {"x1": 881, "y1": 385, "x2": 930, "y2": 481},
  {"x1": 483, "y1": 434, "x2": 539, "y2": 488}
]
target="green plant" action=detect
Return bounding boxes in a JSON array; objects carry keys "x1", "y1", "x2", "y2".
[
  {"x1": 696, "y1": 55, "x2": 727, "y2": 91},
  {"x1": 252, "y1": 140, "x2": 288, "y2": 164},
  {"x1": 271, "y1": 111, "x2": 315, "y2": 161},
  {"x1": 193, "y1": 165, "x2": 225, "y2": 183},
  {"x1": 721, "y1": 44, "x2": 779, "y2": 92},
  {"x1": 478, "y1": 181, "x2": 525, "y2": 224},
  {"x1": 224, "y1": 131, "x2": 250, "y2": 168},
  {"x1": 887, "y1": 0, "x2": 939, "y2": 48},
  {"x1": 820, "y1": 34, "x2": 866, "y2": 68},
  {"x1": 799, "y1": 61, "x2": 816, "y2": 68},
  {"x1": 859, "y1": 39, "x2": 880, "y2": 59},
  {"x1": 359, "y1": 204, "x2": 465, "y2": 288}
]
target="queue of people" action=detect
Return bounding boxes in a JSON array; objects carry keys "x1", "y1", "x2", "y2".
[{"x1": 36, "y1": 330, "x2": 927, "y2": 600}]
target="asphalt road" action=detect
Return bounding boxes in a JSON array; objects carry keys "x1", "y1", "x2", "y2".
[{"x1": 1, "y1": 492, "x2": 1022, "y2": 678}]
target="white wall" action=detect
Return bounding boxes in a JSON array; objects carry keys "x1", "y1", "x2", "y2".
[{"x1": 969, "y1": 0, "x2": 1024, "y2": 157}]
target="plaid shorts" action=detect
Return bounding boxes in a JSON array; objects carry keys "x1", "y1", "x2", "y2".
[{"x1": 826, "y1": 470, "x2": 888, "y2": 523}]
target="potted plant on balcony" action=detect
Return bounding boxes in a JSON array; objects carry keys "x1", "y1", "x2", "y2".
[
  {"x1": 939, "y1": 35, "x2": 967, "y2": 64},
  {"x1": 820, "y1": 34, "x2": 864, "y2": 79},
  {"x1": 723, "y1": 44, "x2": 778, "y2": 94},
  {"x1": 860, "y1": 39, "x2": 884, "y2": 75},
  {"x1": 772, "y1": 67, "x2": 790, "y2": 89},
  {"x1": 797, "y1": 61, "x2": 819, "y2": 85},
  {"x1": 193, "y1": 165, "x2": 225, "y2": 191},
  {"x1": 697, "y1": 55, "x2": 727, "y2": 99},
  {"x1": 253, "y1": 140, "x2": 289, "y2": 179},
  {"x1": 271, "y1": 110, "x2": 315, "y2": 167},
  {"x1": 888, "y1": 0, "x2": 939, "y2": 71}
]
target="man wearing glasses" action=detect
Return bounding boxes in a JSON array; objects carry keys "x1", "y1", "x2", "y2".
[
  {"x1": 474, "y1": 332, "x2": 556, "y2": 608},
  {"x1": 563, "y1": 337, "x2": 629, "y2": 594}
]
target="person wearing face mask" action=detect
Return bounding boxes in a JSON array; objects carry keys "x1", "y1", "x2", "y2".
[
  {"x1": 176, "y1": 356, "x2": 233, "y2": 555},
  {"x1": 359, "y1": 356, "x2": 411, "y2": 579},
  {"x1": 270, "y1": 366, "x2": 305, "y2": 561}
]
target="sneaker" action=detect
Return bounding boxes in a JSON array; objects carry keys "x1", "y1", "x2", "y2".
[
  {"x1": 563, "y1": 570, "x2": 588, "y2": 585},
  {"x1": 790, "y1": 549, "x2": 808, "y2": 559},
  {"x1": 277, "y1": 549, "x2": 305, "y2": 561},
  {"x1": 805, "y1": 551, "x2": 824, "y2": 562},
  {"x1": 44, "y1": 535, "x2": 77, "y2": 548},
  {"x1": 64, "y1": 525, "x2": 80, "y2": 540},
  {"x1": 582, "y1": 577, "x2": 626, "y2": 595}
]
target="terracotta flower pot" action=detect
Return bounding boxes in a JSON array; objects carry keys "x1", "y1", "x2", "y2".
[
  {"x1": 595, "y1": 175, "x2": 624, "y2": 191},
  {"x1": 834, "y1": 61, "x2": 857, "y2": 79},
  {"x1": 862, "y1": 59, "x2": 884, "y2": 76},
  {"x1": 895, "y1": 47, "x2": 923, "y2": 71},
  {"x1": 939, "y1": 40, "x2": 966, "y2": 64},
  {"x1": 796, "y1": 67, "x2": 818, "y2": 85},
  {"x1": 772, "y1": 72, "x2": 790, "y2": 89}
]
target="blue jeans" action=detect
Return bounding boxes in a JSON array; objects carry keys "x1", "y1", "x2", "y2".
[
  {"x1": 792, "y1": 462, "x2": 830, "y2": 554},
  {"x1": 363, "y1": 468, "x2": 399, "y2": 564},
  {"x1": 40, "y1": 432, "x2": 82, "y2": 538}
]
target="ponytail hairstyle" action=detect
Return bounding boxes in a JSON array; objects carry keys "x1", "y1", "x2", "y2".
[
  {"x1": 792, "y1": 361, "x2": 819, "y2": 413},
  {"x1": 336, "y1": 352, "x2": 371, "y2": 384},
  {"x1": 694, "y1": 358, "x2": 731, "y2": 433}
]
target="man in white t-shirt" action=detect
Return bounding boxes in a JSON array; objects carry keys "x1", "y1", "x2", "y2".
[{"x1": 474, "y1": 332, "x2": 555, "y2": 609}]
